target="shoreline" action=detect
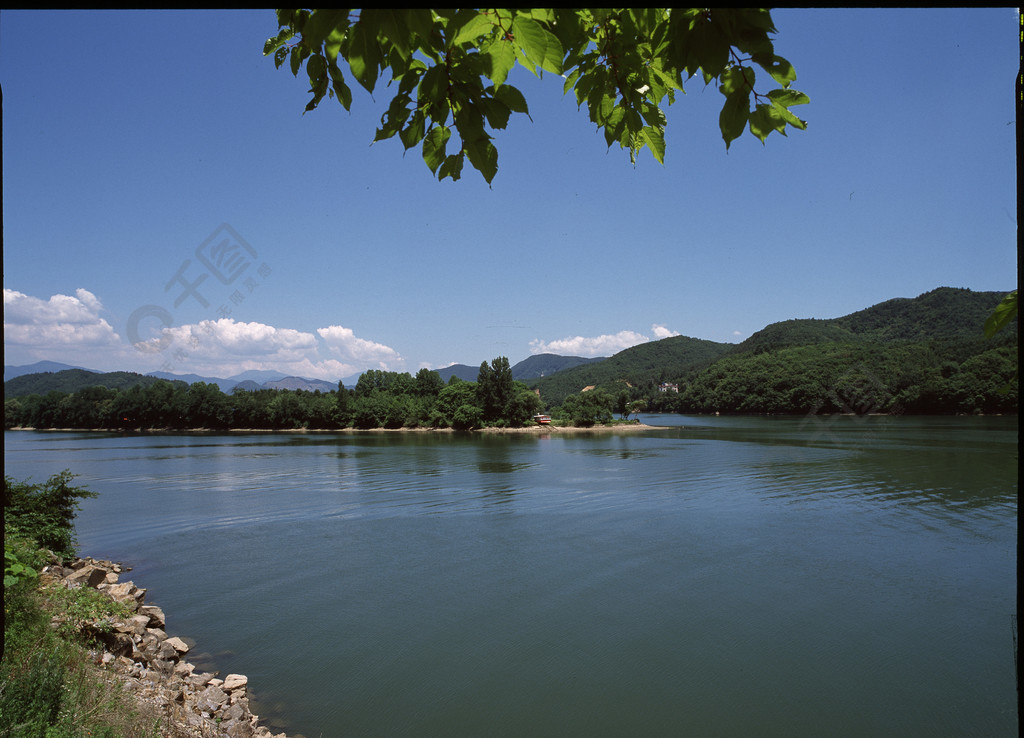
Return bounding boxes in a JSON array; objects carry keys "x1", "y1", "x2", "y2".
[
  {"x1": 6, "y1": 422, "x2": 659, "y2": 434},
  {"x1": 42, "y1": 556, "x2": 290, "y2": 738}
]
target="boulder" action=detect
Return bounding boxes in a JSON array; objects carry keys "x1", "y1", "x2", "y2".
[
  {"x1": 66, "y1": 566, "x2": 108, "y2": 588},
  {"x1": 139, "y1": 605, "x2": 165, "y2": 628},
  {"x1": 197, "y1": 684, "x2": 229, "y2": 712},
  {"x1": 156, "y1": 640, "x2": 181, "y2": 662},
  {"x1": 96, "y1": 630, "x2": 134, "y2": 659},
  {"x1": 122, "y1": 614, "x2": 151, "y2": 635},
  {"x1": 165, "y1": 637, "x2": 190, "y2": 655},
  {"x1": 223, "y1": 673, "x2": 248, "y2": 692}
]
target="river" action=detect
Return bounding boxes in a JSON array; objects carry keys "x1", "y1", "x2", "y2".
[{"x1": 3, "y1": 414, "x2": 1018, "y2": 736}]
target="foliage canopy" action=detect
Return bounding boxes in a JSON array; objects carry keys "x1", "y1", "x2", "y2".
[{"x1": 265, "y1": 8, "x2": 809, "y2": 183}]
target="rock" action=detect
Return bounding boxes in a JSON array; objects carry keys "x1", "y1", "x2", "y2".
[
  {"x1": 52, "y1": 556, "x2": 289, "y2": 737},
  {"x1": 224, "y1": 718, "x2": 255, "y2": 738},
  {"x1": 223, "y1": 673, "x2": 248, "y2": 692},
  {"x1": 198, "y1": 684, "x2": 228, "y2": 711},
  {"x1": 156, "y1": 640, "x2": 181, "y2": 662},
  {"x1": 151, "y1": 658, "x2": 177, "y2": 675},
  {"x1": 122, "y1": 614, "x2": 151, "y2": 635},
  {"x1": 189, "y1": 671, "x2": 216, "y2": 688},
  {"x1": 138, "y1": 605, "x2": 165, "y2": 628},
  {"x1": 96, "y1": 630, "x2": 134, "y2": 659},
  {"x1": 165, "y1": 636, "x2": 190, "y2": 654},
  {"x1": 65, "y1": 566, "x2": 108, "y2": 588}
]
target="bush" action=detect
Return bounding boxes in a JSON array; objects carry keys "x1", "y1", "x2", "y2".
[{"x1": 4, "y1": 471, "x2": 96, "y2": 563}]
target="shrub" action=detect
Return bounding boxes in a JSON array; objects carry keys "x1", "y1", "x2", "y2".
[{"x1": 3, "y1": 471, "x2": 97, "y2": 562}]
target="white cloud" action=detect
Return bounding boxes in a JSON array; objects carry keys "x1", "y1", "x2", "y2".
[
  {"x1": 317, "y1": 325, "x2": 402, "y2": 369},
  {"x1": 3, "y1": 288, "x2": 122, "y2": 350},
  {"x1": 733, "y1": 330, "x2": 743, "y2": 336},
  {"x1": 529, "y1": 330, "x2": 649, "y2": 357},
  {"x1": 651, "y1": 323, "x2": 681, "y2": 339},
  {"x1": 3, "y1": 288, "x2": 409, "y2": 381}
]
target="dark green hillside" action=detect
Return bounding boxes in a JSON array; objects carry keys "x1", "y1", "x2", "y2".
[
  {"x1": 540, "y1": 287, "x2": 1016, "y2": 416},
  {"x1": 735, "y1": 319, "x2": 861, "y2": 355},
  {"x1": 4, "y1": 369, "x2": 185, "y2": 399},
  {"x1": 673, "y1": 288, "x2": 1018, "y2": 416},
  {"x1": 834, "y1": 287, "x2": 1014, "y2": 341},
  {"x1": 680, "y1": 341, "x2": 1017, "y2": 415},
  {"x1": 732, "y1": 289, "x2": 1013, "y2": 357},
  {"x1": 531, "y1": 336, "x2": 731, "y2": 407}
]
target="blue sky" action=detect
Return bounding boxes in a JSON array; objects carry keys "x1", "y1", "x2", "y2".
[{"x1": 2, "y1": 9, "x2": 1017, "y2": 381}]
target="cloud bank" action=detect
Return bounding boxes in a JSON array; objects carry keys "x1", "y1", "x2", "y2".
[
  {"x1": 4, "y1": 288, "x2": 404, "y2": 380},
  {"x1": 4, "y1": 288, "x2": 122, "y2": 351},
  {"x1": 529, "y1": 330, "x2": 650, "y2": 357}
]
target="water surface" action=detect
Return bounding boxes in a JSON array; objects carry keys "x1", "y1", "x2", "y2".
[{"x1": 4, "y1": 415, "x2": 1017, "y2": 736}]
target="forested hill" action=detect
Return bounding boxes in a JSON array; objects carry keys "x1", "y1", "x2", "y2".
[
  {"x1": 530, "y1": 287, "x2": 1017, "y2": 413},
  {"x1": 733, "y1": 288, "x2": 1013, "y2": 355},
  {"x1": 834, "y1": 287, "x2": 1014, "y2": 341},
  {"x1": 4, "y1": 369, "x2": 186, "y2": 399},
  {"x1": 530, "y1": 336, "x2": 733, "y2": 406}
]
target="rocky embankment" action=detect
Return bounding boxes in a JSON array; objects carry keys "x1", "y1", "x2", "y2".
[{"x1": 41, "y1": 557, "x2": 288, "y2": 738}]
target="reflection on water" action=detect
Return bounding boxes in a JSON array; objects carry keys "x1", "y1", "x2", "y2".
[{"x1": 3, "y1": 415, "x2": 1018, "y2": 737}]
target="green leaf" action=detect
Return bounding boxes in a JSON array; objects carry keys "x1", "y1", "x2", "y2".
[
  {"x1": 307, "y1": 54, "x2": 327, "y2": 85},
  {"x1": 719, "y1": 65, "x2": 754, "y2": 97},
  {"x1": 403, "y1": 9, "x2": 437, "y2": 50},
  {"x1": 274, "y1": 45, "x2": 288, "y2": 69},
  {"x1": 289, "y1": 45, "x2": 306, "y2": 77},
  {"x1": 372, "y1": 9, "x2": 416, "y2": 60},
  {"x1": 448, "y1": 9, "x2": 495, "y2": 47},
  {"x1": 984, "y1": 290, "x2": 1018, "y2": 338},
  {"x1": 562, "y1": 67, "x2": 581, "y2": 96},
  {"x1": 748, "y1": 103, "x2": 787, "y2": 143},
  {"x1": 302, "y1": 9, "x2": 349, "y2": 51},
  {"x1": 480, "y1": 98, "x2": 511, "y2": 129},
  {"x1": 422, "y1": 125, "x2": 451, "y2": 174},
  {"x1": 418, "y1": 65, "x2": 448, "y2": 105},
  {"x1": 482, "y1": 39, "x2": 517, "y2": 87},
  {"x1": 328, "y1": 61, "x2": 352, "y2": 110},
  {"x1": 719, "y1": 91, "x2": 750, "y2": 149},
  {"x1": 263, "y1": 29, "x2": 294, "y2": 57},
  {"x1": 640, "y1": 126, "x2": 666, "y2": 163},
  {"x1": 760, "y1": 54, "x2": 797, "y2": 88},
  {"x1": 438, "y1": 151, "x2": 465, "y2": 182},
  {"x1": 375, "y1": 95, "x2": 412, "y2": 141},
  {"x1": 766, "y1": 88, "x2": 809, "y2": 130},
  {"x1": 463, "y1": 137, "x2": 498, "y2": 183},
  {"x1": 400, "y1": 112, "x2": 426, "y2": 150},
  {"x1": 511, "y1": 15, "x2": 563, "y2": 75},
  {"x1": 603, "y1": 106, "x2": 626, "y2": 147},
  {"x1": 347, "y1": 21, "x2": 380, "y2": 92},
  {"x1": 493, "y1": 84, "x2": 529, "y2": 116},
  {"x1": 766, "y1": 88, "x2": 810, "y2": 108}
]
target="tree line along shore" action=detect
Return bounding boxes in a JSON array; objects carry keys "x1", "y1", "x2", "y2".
[{"x1": 4, "y1": 341, "x2": 1019, "y2": 435}]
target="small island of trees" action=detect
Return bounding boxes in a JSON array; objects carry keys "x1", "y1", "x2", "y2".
[{"x1": 4, "y1": 357, "x2": 625, "y2": 432}]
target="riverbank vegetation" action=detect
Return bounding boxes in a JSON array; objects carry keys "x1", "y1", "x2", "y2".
[
  {"x1": 1, "y1": 472, "x2": 178, "y2": 737},
  {"x1": 3, "y1": 358, "x2": 554, "y2": 432}
]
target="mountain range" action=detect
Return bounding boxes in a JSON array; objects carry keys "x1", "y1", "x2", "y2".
[
  {"x1": 5, "y1": 287, "x2": 1016, "y2": 405},
  {"x1": 3, "y1": 353, "x2": 605, "y2": 398}
]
